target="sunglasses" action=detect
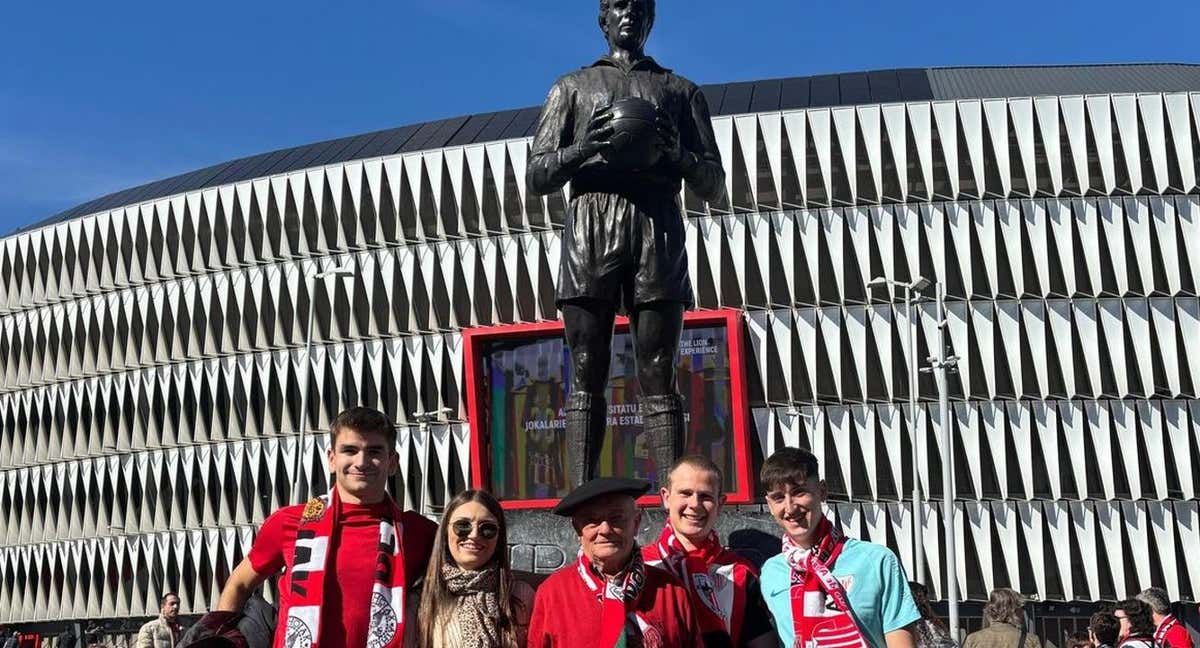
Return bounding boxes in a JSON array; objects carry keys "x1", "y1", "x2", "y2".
[{"x1": 451, "y1": 519, "x2": 500, "y2": 540}]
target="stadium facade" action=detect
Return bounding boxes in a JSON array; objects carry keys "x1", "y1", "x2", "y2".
[{"x1": 2, "y1": 64, "x2": 1200, "y2": 630}]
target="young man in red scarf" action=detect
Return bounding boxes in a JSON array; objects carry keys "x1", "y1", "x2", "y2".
[
  {"x1": 758, "y1": 447, "x2": 920, "y2": 648},
  {"x1": 207, "y1": 406, "x2": 437, "y2": 648},
  {"x1": 528, "y1": 476, "x2": 704, "y2": 647},
  {"x1": 1136, "y1": 588, "x2": 1194, "y2": 648},
  {"x1": 642, "y1": 455, "x2": 776, "y2": 647}
]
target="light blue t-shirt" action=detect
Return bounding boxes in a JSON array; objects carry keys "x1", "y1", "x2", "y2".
[{"x1": 760, "y1": 537, "x2": 921, "y2": 648}]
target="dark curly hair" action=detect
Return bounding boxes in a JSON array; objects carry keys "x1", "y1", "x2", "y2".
[
  {"x1": 1065, "y1": 630, "x2": 1091, "y2": 648},
  {"x1": 908, "y1": 581, "x2": 946, "y2": 630},
  {"x1": 1089, "y1": 610, "x2": 1120, "y2": 646},
  {"x1": 1116, "y1": 599, "x2": 1156, "y2": 637}
]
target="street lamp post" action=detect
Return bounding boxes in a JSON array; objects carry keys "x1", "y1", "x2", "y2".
[
  {"x1": 293, "y1": 265, "x2": 355, "y2": 504},
  {"x1": 922, "y1": 282, "x2": 960, "y2": 641},
  {"x1": 868, "y1": 275, "x2": 931, "y2": 584},
  {"x1": 411, "y1": 407, "x2": 453, "y2": 516}
]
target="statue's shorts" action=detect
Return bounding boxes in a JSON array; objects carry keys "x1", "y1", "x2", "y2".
[{"x1": 556, "y1": 191, "x2": 695, "y2": 312}]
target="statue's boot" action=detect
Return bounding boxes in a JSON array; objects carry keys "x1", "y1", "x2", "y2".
[
  {"x1": 565, "y1": 391, "x2": 607, "y2": 487},
  {"x1": 642, "y1": 394, "x2": 684, "y2": 488}
]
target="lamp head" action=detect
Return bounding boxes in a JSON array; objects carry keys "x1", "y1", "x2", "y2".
[{"x1": 316, "y1": 265, "x2": 355, "y2": 279}]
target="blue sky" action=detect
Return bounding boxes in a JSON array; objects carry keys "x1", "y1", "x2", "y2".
[{"x1": 2, "y1": 0, "x2": 1196, "y2": 234}]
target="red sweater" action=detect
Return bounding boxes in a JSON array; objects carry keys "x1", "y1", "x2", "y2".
[
  {"x1": 1158, "y1": 616, "x2": 1194, "y2": 648},
  {"x1": 527, "y1": 562, "x2": 704, "y2": 648},
  {"x1": 248, "y1": 501, "x2": 437, "y2": 648}
]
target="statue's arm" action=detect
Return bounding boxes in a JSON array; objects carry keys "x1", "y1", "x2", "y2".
[
  {"x1": 528, "y1": 80, "x2": 584, "y2": 195},
  {"x1": 678, "y1": 86, "x2": 726, "y2": 203}
]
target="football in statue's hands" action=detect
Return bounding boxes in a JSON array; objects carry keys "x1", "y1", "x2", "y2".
[{"x1": 602, "y1": 97, "x2": 662, "y2": 171}]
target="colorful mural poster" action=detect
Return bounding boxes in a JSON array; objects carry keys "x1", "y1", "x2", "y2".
[{"x1": 481, "y1": 325, "x2": 734, "y2": 500}]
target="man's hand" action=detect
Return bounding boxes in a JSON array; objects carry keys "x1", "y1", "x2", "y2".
[
  {"x1": 655, "y1": 112, "x2": 690, "y2": 173},
  {"x1": 576, "y1": 103, "x2": 615, "y2": 159}
]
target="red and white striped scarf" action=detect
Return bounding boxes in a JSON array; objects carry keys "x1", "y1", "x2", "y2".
[
  {"x1": 576, "y1": 548, "x2": 659, "y2": 648},
  {"x1": 1154, "y1": 616, "x2": 1181, "y2": 648},
  {"x1": 782, "y1": 518, "x2": 868, "y2": 648},
  {"x1": 644, "y1": 523, "x2": 753, "y2": 643},
  {"x1": 281, "y1": 488, "x2": 407, "y2": 648}
]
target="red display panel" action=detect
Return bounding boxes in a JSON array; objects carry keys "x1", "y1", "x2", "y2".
[{"x1": 463, "y1": 309, "x2": 752, "y2": 509}]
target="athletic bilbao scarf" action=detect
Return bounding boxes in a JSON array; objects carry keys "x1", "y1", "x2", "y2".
[
  {"x1": 782, "y1": 517, "x2": 868, "y2": 648},
  {"x1": 1154, "y1": 616, "x2": 1180, "y2": 648},
  {"x1": 647, "y1": 524, "x2": 748, "y2": 642},
  {"x1": 577, "y1": 548, "x2": 653, "y2": 647},
  {"x1": 282, "y1": 489, "x2": 406, "y2": 648}
]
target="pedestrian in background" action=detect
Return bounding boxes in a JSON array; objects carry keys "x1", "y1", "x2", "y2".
[
  {"x1": 1066, "y1": 630, "x2": 1092, "y2": 648},
  {"x1": 1114, "y1": 600, "x2": 1156, "y2": 648},
  {"x1": 1136, "y1": 588, "x2": 1193, "y2": 648},
  {"x1": 962, "y1": 589, "x2": 1039, "y2": 648},
  {"x1": 136, "y1": 593, "x2": 182, "y2": 648},
  {"x1": 907, "y1": 582, "x2": 955, "y2": 648},
  {"x1": 1089, "y1": 610, "x2": 1120, "y2": 648}
]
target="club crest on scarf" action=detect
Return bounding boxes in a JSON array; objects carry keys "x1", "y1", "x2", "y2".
[
  {"x1": 690, "y1": 573, "x2": 725, "y2": 619},
  {"x1": 790, "y1": 568, "x2": 805, "y2": 587},
  {"x1": 301, "y1": 497, "x2": 326, "y2": 522},
  {"x1": 367, "y1": 592, "x2": 398, "y2": 648},
  {"x1": 285, "y1": 617, "x2": 313, "y2": 648},
  {"x1": 638, "y1": 623, "x2": 664, "y2": 648}
]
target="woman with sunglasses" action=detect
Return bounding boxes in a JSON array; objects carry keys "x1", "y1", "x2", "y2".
[{"x1": 417, "y1": 489, "x2": 534, "y2": 648}]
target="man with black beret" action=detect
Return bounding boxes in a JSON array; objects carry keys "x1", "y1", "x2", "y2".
[{"x1": 527, "y1": 477, "x2": 703, "y2": 647}]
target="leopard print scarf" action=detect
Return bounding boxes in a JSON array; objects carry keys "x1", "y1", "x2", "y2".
[{"x1": 439, "y1": 563, "x2": 503, "y2": 648}]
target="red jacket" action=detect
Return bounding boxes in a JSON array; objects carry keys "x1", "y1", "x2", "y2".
[
  {"x1": 527, "y1": 562, "x2": 704, "y2": 648},
  {"x1": 1157, "y1": 616, "x2": 1194, "y2": 648},
  {"x1": 641, "y1": 539, "x2": 768, "y2": 646}
]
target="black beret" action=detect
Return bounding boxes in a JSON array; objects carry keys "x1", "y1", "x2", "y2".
[{"x1": 552, "y1": 477, "x2": 651, "y2": 516}]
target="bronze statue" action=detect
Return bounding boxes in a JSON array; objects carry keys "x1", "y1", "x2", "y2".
[{"x1": 527, "y1": 0, "x2": 725, "y2": 487}]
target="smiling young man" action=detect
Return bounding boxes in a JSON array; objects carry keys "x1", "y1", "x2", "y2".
[
  {"x1": 759, "y1": 448, "x2": 919, "y2": 648},
  {"x1": 209, "y1": 406, "x2": 437, "y2": 648},
  {"x1": 642, "y1": 455, "x2": 776, "y2": 648},
  {"x1": 528, "y1": 476, "x2": 704, "y2": 647}
]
